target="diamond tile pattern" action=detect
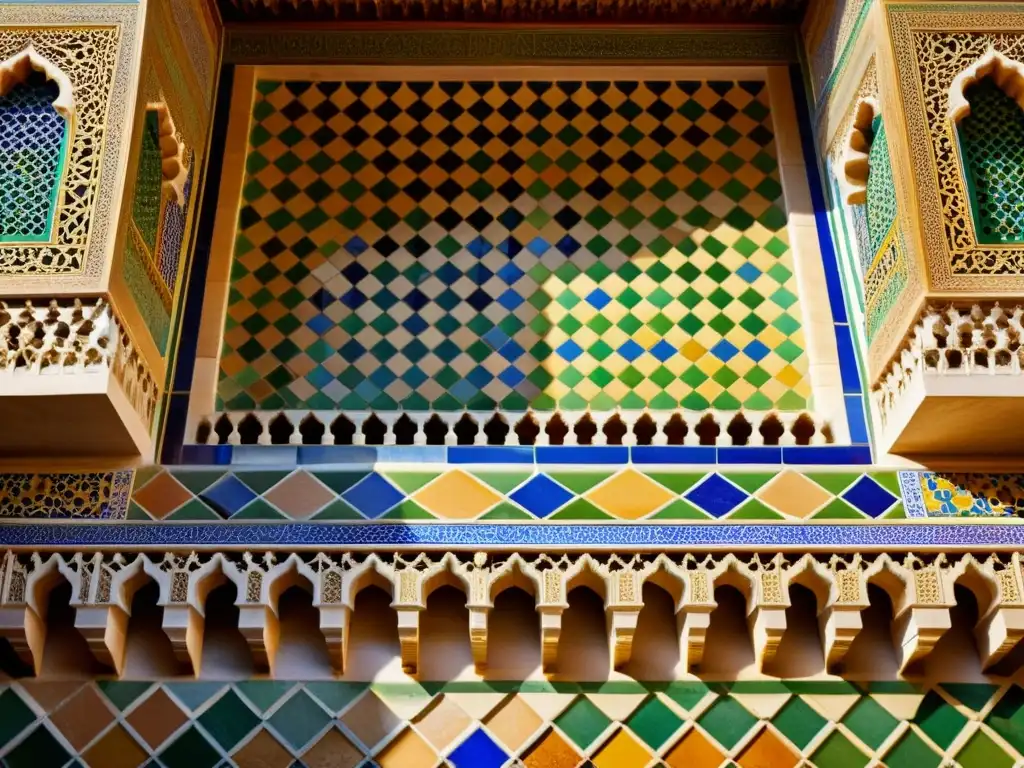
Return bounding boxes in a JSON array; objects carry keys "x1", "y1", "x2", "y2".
[
  {"x1": 219, "y1": 78, "x2": 809, "y2": 413},
  {"x1": 0, "y1": 681, "x2": 1015, "y2": 767},
  {"x1": 130, "y1": 468, "x2": 908, "y2": 521}
]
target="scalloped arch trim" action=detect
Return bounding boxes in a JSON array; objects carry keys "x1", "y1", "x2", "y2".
[
  {"x1": 841, "y1": 96, "x2": 879, "y2": 205},
  {"x1": 949, "y1": 48, "x2": 1024, "y2": 122},
  {"x1": 147, "y1": 102, "x2": 188, "y2": 204},
  {"x1": 0, "y1": 47, "x2": 74, "y2": 119}
]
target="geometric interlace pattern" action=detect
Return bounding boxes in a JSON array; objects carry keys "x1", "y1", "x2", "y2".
[
  {"x1": 0, "y1": 74, "x2": 65, "y2": 242},
  {"x1": 960, "y1": 78, "x2": 1024, "y2": 245},
  {"x1": 220, "y1": 79, "x2": 808, "y2": 413},
  {"x1": 0, "y1": 678, "x2": 1022, "y2": 767},
  {"x1": 865, "y1": 114, "x2": 896, "y2": 259}
]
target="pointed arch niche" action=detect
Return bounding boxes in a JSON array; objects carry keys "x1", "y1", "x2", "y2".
[
  {"x1": 124, "y1": 101, "x2": 189, "y2": 353},
  {"x1": 949, "y1": 50, "x2": 1024, "y2": 245},
  {"x1": 0, "y1": 48, "x2": 74, "y2": 244},
  {"x1": 841, "y1": 97, "x2": 896, "y2": 274}
]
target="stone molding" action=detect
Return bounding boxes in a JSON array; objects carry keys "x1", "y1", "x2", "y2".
[{"x1": 1, "y1": 548, "x2": 1021, "y2": 679}]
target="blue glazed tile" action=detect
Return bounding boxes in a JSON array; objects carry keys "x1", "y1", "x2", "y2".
[
  {"x1": 842, "y1": 476, "x2": 897, "y2": 518},
  {"x1": 630, "y1": 446, "x2": 717, "y2": 464},
  {"x1": 535, "y1": 446, "x2": 629, "y2": 465},
  {"x1": 160, "y1": 394, "x2": 190, "y2": 464},
  {"x1": 783, "y1": 446, "x2": 872, "y2": 465},
  {"x1": 684, "y1": 474, "x2": 748, "y2": 518},
  {"x1": 718, "y1": 447, "x2": 783, "y2": 464},
  {"x1": 834, "y1": 325, "x2": 862, "y2": 395},
  {"x1": 448, "y1": 446, "x2": 535, "y2": 464},
  {"x1": 7, "y1": 522, "x2": 1024, "y2": 549},
  {"x1": 374, "y1": 446, "x2": 449, "y2": 463},
  {"x1": 296, "y1": 446, "x2": 382, "y2": 464},
  {"x1": 232, "y1": 446, "x2": 298, "y2": 465},
  {"x1": 179, "y1": 445, "x2": 232, "y2": 465},
  {"x1": 509, "y1": 475, "x2": 574, "y2": 518},
  {"x1": 341, "y1": 473, "x2": 404, "y2": 519},
  {"x1": 845, "y1": 395, "x2": 870, "y2": 444},
  {"x1": 447, "y1": 728, "x2": 508, "y2": 768},
  {"x1": 200, "y1": 476, "x2": 258, "y2": 518}
]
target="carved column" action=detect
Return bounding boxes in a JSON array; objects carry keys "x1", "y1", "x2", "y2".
[
  {"x1": 822, "y1": 564, "x2": 869, "y2": 671},
  {"x1": 392, "y1": 569, "x2": 426, "y2": 675},
  {"x1": 974, "y1": 557, "x2": 1024, "y2": 670},
  {"x1": 607, "y1": 570, "x2": 643, "y2": 669},
  {"x1": 537, "y1": 568, "x2": 568, "y2": 675},
  {"x1": 680, "y1": 567, "x2": 715, "y2": 671},
  {"x1": 749, "y1": 564, "x2": 788, "y2": 671},
  {"x1": 893, "y1": 561, "x2": 952, "y2": 671}
]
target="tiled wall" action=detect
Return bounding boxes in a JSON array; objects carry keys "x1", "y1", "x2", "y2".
[
  {"x1": 1, "y1": 678, "x2": 1021, "y2": 767},
  {"x1": 3, "y1": 468, "x2": 1021, "y2": 521},
  {"x1": 219, "y1": 78, "x2": 809, "y2": 414}
]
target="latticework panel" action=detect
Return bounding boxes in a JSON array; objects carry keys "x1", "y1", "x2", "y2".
[
  {"x1": 865, "y1": 114, "x2": 896, "y2": 258},
  {"x1": 220, "y1": 78, "x2": 808, "y2": 414},
  {"x1": 158, "y1": 165, "x2": 191, "y2": 293},
  {"x1": 0, "y1": 73, "x2": 65, "y2": 243},
  {"x1": 959, "y1": 78, "x2": 1024, "y2": 245},
  {"x1": 132, "y1": 110, "x2": 164, "y2": 253}
]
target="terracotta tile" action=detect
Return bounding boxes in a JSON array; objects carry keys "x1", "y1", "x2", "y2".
[
  {"x1": 340, "y1": 692, "x2": 402, "y2": 751},
  {"x1": 125, "y1": 687, "x2": 187, "y2": 750},
  {"x1": 591, "y1": 728, "x2": 652, "y2": 768},
  {"x1": 737, "y1": 727, "x2": 799, "y2": 768},
  {"x1": 263, "y1": 471, "x2": 335, "y2": 519},
  {"x1": 413, "y1": 695, "x2": 472, "y2": 752},
  {"x1": 522, "y1": 729, "x2": 581, "y2": 768},
  {"x1": 664, "y1": 728, "x2": 726, "y2": 768},
  {"x1": 132, "y1": 472, "x2": 193, "y2": 519},
  {"x1": 232, "y1": 729, "x2": 293, "y2": 768},
  {"x1": 50, "y1": 686, "x2": 116, "y2": 750},
  {"x1": 485, "y1": 695, "x2": 543, "y2": 753},
  {"x1": 756, "y1": 470, "x2": 832, "y2": 519},
  {"x1": 301, "y1": 727, "x2": 363, "y2": 768},
  {"x1": 18, "y1": 681, "x2": 83, "y2": 713},
  {"x1": 375, "y1": 727, "x2": 436, "y2": 768},
  {"x1": 82, "y1": 724, "x2": 148, "y2": 768}
]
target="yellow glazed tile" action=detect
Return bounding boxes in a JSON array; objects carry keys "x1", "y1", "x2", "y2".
[
  {"x1": 756, "y1": 471, "x2": 833, "y2": 519},
  {"x1": 413, "y1": 471, "x2": 502, "y2": 519},
  {"x1": 591, "y1": 729, "x2": 652, "y2": 768},
  {"x1": 586, "y1": 469, "x2": 675, "y2": 520},
  {"x1": 375, "y1": 728, "x2": 436, "y2": 768},
  {"x1": 485, "y1": 696, "x2": 544, "y2": 753}
]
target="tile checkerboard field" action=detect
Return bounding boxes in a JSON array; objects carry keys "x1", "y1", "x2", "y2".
[
  {"x1": 219, "y1": 78, "x2": 809, "y2": 413},
  {"x1": 2, "y1": 679, "x2": 1021, "y2": 767}
]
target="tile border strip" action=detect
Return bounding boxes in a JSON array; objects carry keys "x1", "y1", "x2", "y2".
[
  {"x1": 1, "y1": 520, "x2": 1022, "y2": 549},
  {"x1": 223, "y1": 28, "x2": 801, "y2": 66}
]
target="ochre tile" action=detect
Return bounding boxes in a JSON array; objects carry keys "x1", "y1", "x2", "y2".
[
  {"x1": 340, "y1": 692, "x2": 402, "y2": 751},
  {"x1": 586, "y1": 469, "x2": 675, "y2": 520},
  {"x1": 125, "y1": 687, "x2": 187, "y2": 750},
  {"x1": 18, "y1": 681, "x2": 84, "y2": 714},
  {"x1": 591, "y1": 728, "x2": 653, "y2": 768},
  {"x1": 412, "y1": 471, "x2": 501, "y2": 520},
  {"x1": 375, "y1": 727, "x2": 436, "y2": 768},
  {"x1": 131, "y1": 472, "x2": 192, "y2": 519},
  {"x1": 413, "y1": 695, "x2": 472, "y2": 751},
  {"x1": 737, "y1": 727, "x2": 799, "y2": 768},
  {"x1": 755, "y1": 470, "x2": 833, "y2": 519},
  {"x1": 50, "y1": 686, "x2": 116, "y2": 751},
  {"x1": 485, "y1": 695, "x2": 544, "y2": 753},
  {"x1": 232, "y1": 728, "x2": 294, "y2": 768},
  {"x1": 81, "y1": 724, "x2": 148, "y2": 768},
  {"x1": 301, "y1": 727, "x2": 363, "y2": 768},
  {"x1": 664, "y1": 728, "x2": 726, "y2": 768},
  {"x1": 522, "y1": 729, "x2": 581, "y2": 768}
]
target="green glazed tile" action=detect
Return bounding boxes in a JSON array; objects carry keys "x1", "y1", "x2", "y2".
[
  {"x1": 548, "y1": 499, "x2": 612, "y2": 520},
  {"x1": 841, "y1": 697, "x2": 899, "y2": 750},
  {"x1": 956, "y1": 730, "x2": 1015, "y2": 768},
  {"x1": 811, "y1": 731, "x2": 869, "y2": 768},
  {"x1": 232, "y1": 499, "x2": 287, "y2": 520},
  {"x1": 3, "y1": 726, "x2": 70, "y2": 768},
  {"x1": 771, "y1": 696, "x2": 826, "y2": 750},
  {"x1": 471, "y1": 471, "x2": 533, "y2": 495},
  {"x1": 384, "y1": 471, "x2": 442, "y2": 494},
  {"x1": 267, "y1": 691, "x2": 331, "y2": 750},
  {"x1": 235, "y1": 681, "x2": 296, "y2": 714},
  {"x1": 157, "y1": 726, "x2": 221, "y2": 768},
  {"x1": 548, "y1": 472, "x2": 616, "y2": 495},
  {"x1": 649, "y1": 498, "x2": 709, "y2": 519},
  {"x1": 97, "y1": 681, "x2": 152, "y2": 711},
  {"x1": 812, "y1": 498, "x2": 865, "y2": 519},
  {"x1": 883, "y1": 730, "x2": 942, "y2": 768},
  {"x1": 913, "y1": 690, "x2": 967, "y2": 750},
  {"x1": 554, "y1": 696, "x2": 612, "y2": 750},
  {"x1": 697, "y1": 697, "x2": 758, "y2": 749},
  {"x1": 198, "y1": 690, "x2": 261, "y2": 750},
  {"x1": 305, "y1": 682, "x2": 368, "y2": 715},
  {"x1": 312, "y1": 499, "x2": 364, "y2": 520},
  {"x1": 0, "y1": 690, "x2": 35, "y2": 745},
  {"x1": 479, "y1": 502, "x2": 535, "y2": 520},
  {"x1": 626, "y1": 696, "x2": 683, "y2": 750},
  {"x1": 985, "y1": 684, "x2": 1024, "y2": 752}
]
